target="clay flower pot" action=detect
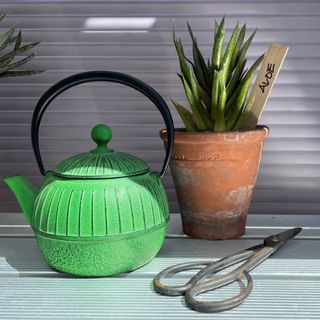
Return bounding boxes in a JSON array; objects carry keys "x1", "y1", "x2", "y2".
[{"x1": 160, "y1": 126, "x2": 269, "y2": 240}]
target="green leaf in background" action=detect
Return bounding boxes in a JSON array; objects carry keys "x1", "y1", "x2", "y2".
[
  {"x1": 0, "y1": 15, "x2": 43, "y2": 79},
  {"x1": 0, "y1": 69, "x2": 44, "y2": 78},
  {"x1": 0, "y1": 31, "x2": 22, "y2": 68},
  {"x1": 0, "y1": 53, "x2": 37, "y2": 75},
  {"x1": 0, "y1": 25, "x2": 16, "y2": 51},
  {"x1": 15, "y1": 41, "x2": 40, "y2": 56}
]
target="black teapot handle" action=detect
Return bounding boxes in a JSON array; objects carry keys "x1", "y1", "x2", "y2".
[{"x1": 31, "y1": 71, "x2": 174, "y2": 178}]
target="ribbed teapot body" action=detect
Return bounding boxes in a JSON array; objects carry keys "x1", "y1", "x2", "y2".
[
  {"x1": 32, "y1": 173, "x2": 169, "y2": 276},
  {"x1": 33, "y1": 173, "x2": 169, "y2": 238}
]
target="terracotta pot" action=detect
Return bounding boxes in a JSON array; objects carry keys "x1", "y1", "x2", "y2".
[{"x1": 160, "y1": 126, "x2": 269, "y2": 240}]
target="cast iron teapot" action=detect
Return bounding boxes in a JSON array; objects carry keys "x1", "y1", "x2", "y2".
[{"x1": 4, "y1": 71, "x2": 174, "y2": 276}]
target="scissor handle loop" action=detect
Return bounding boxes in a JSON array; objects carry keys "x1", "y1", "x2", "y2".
[
  {"x1": 185, "y1": 270, "x2": 253, "y2": 313},
  {"x1": 153, "y1": 261, "x2": 212, "y2": 296}
]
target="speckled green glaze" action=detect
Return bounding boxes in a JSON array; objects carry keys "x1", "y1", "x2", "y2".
[{"x1": 35, "y1": 223, "x2": 167, "y2": 277}]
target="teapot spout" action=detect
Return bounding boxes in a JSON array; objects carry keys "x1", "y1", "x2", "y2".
[{"x1": 3, "y1": 176, "x2": 38, "y2": 226}]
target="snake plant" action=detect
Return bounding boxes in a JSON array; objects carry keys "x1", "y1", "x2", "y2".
[
  {"x1": 173, "y1": 17, "x2": 264, "y2": 132},
  {"x1": 0, "y1": 14, "x2": 43, "y2": 79}
]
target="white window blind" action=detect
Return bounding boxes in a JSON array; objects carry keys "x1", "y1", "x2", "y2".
[{"x1": 0, "y1": 0, "x2": 319, "y2": 215}]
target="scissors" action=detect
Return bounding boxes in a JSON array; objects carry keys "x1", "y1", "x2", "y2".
[{"x1": 153, "y1": 227, "x2": 302, "y2": 313}]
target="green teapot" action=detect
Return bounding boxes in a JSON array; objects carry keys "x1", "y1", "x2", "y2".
[{"x1": 4, "y1": 71, "x2": 174, "y2": 277}]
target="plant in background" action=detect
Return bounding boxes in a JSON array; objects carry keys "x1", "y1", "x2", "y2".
[
  {"x1": 0, "y1": 14, "x2": 43, "y2": 78},
  {"x1": 173, "y1": 17, "x2": 264, "y2": 132}
]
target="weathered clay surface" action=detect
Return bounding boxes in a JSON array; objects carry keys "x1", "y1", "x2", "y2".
[{"x1": 160, "y1": 126, "x2": 269, "y2": 240}]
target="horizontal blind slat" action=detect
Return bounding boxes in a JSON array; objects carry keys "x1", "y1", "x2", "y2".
[
  {"x1": 1, "y1": 15, "x2": 320, "y2": 29},
  {"x1": 2, "y1": 2, "x2": 320, "y2": 15}
]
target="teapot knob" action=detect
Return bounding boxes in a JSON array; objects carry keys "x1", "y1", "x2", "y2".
[{"x1": 91, "y1": 124, "x2": 112, "y2": 152}]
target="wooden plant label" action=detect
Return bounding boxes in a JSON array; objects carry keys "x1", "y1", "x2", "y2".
[{"x1": 243, "y1": 43, "x2": 289, "y2": 129}]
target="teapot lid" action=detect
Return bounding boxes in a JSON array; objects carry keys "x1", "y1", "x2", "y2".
[{"x1": 53, "y1": 124, "x2": 150, "y2": 179}]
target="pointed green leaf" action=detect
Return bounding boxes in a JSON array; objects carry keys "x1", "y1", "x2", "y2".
[
  {"x1": 0, "y1": 16, "x2": 44, "y2": 78},
  {"x1": 197, "y1": 101, "x2": 213, "y2": 130},
  {"x1": 238, "y1": 29, "x2": 256, "y2": 65},
  {"x1": 14, "y1": 30, "x2": 22, "y2": 51},
  {"x1": 210, "y1": 69, "x2": 220, "y2": 121},
  {"x1": 225, "y1": 54, "x2": 263, "y2": 129},
  {"x1": 187, "y1": 22, "x2": 210, "y2": 91},
  {"x1": 15, "y1": 41, "x2": 40, "y2": 56},
  {"x1": 188, "y1": 69, "x2": 213, "y2": 129},
  {"x1": 5, "y1": 35, "x2": 18, "y2": 47},
  {"x1": 214, "y1": 76, "x2": 226, "y2": 132},
  {"x1": 172, "y1": 100, "x2": 197, "y2": 132},
  {"x1": 214, "y1": 20, "x2": 219, "y2": 39},
  {"x1": 232, "y1": 94, "x2": 255, "y2": 130},
  {"x1": 220, "y1": 23, "x2": 238, "y2": 85},
  {"x1": 0, "y1": 25, "x2": 16, "y2": 51},
  {"x1": 173, "y1": 31, "x2": 192, "y2": 85},
  {"x1": 0, "y1": 53, "x2": 37, "y2": 74},
  {"x1": 0, "y1": 14, "x2": 6, "y2": 23},
  {"x1": 198, "y1": 84, "x2": 211, "y2": 112},
  {"x1": 226, "y1": 58, "x2": 246, "y2": 99},
  {"x1": 192, "y1": 62, "x2": 206, "y2": 92},
  {"x1": 188, "y1": 69, "x2": 200, "y2": 101},
  {"x1": 225, "y1": 74, "x2": 252, "y2": 129},
  {"x1": 242, "y1": 53, "x2": 264, "y2": 83},
  {"x1": 0, "y1": 31, "x2": 23, "y2": 68},
  {"x1": 182, "y1": 76, "x2": 207, "y2": 131},
  {"x1": 230, "y1": 23, "x2": 246, "y2": 72},
  {"x1": 0, "y1": 69, "x2": 44, "y2": 78},
  {"x1": 226, "y1": 54, "x2": 263, "y2": 114},
  {"x1": 211, "y1": 16, "x2": 225, "y2": 70}
]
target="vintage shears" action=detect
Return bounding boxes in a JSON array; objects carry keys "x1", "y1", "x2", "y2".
[{"x1": 153, "y1": 227, "x2": 302, "y2": 313}]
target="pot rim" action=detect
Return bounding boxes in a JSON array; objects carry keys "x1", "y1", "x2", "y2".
[{"x1": 160, "y1": 125, "x2": 269, "y2": 143}]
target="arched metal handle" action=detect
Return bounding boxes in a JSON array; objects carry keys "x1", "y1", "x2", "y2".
[{"x1": 31, "y1": 71, "x2": 174, "y2": 178}]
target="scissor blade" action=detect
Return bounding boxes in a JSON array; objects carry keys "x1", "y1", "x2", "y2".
[
  {"x1": 262, "y1": 227, "x2": 302, "y2": 249},
  {"x1": 274, "y1": 227, "x2": 302, "y2": 242},
  {"x1": 246, "y1": 228, "x2": 302, "y2": 251}
]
